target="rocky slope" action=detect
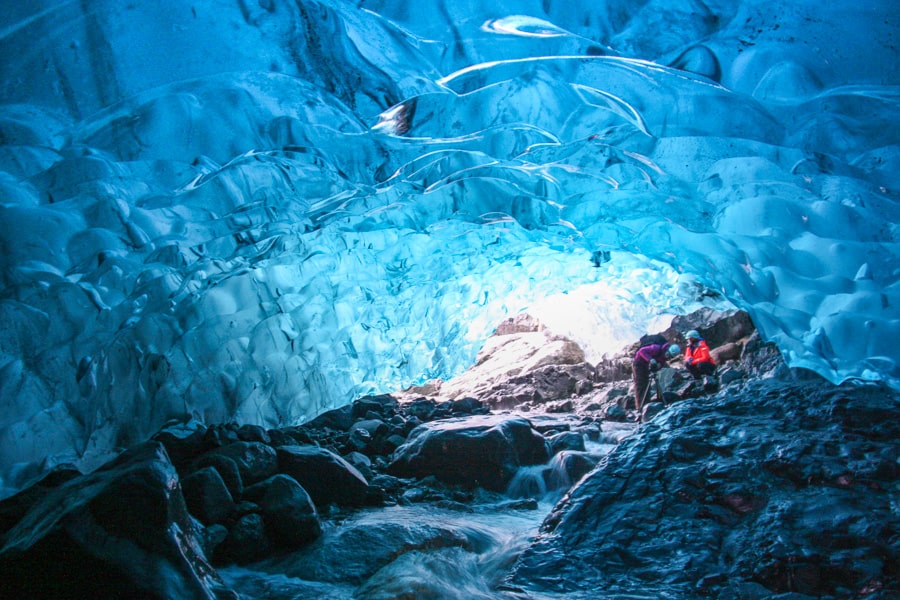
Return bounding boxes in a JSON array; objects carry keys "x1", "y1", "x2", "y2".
[{"x1": 0, "y1": 308, "x2": 896, "y2": 598}]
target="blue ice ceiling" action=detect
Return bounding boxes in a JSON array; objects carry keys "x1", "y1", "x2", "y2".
[{"x1": 0, "y1": 0, "x2": 898, "y2": 481}]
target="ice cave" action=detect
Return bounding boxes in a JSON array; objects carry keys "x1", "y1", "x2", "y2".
[{"x1": 0, "y1": 0, "x2": 898, "y2": 511}]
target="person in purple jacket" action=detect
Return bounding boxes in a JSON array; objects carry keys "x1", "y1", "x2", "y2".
[{"x1": 632, "y1": 339, "x2": 680, "y2": 416}]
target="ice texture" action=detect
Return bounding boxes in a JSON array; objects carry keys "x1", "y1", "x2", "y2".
[{"x1": 0, "y1": 0, "x2": 897, "y2": 487}]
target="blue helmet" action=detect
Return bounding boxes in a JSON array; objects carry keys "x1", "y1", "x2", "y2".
[
  {"x1": 667, "y1": 344, "x2": 681, "y2": 357},
  {"x1": 685, "y1": 330, "x2": 701, "y2": 340}
]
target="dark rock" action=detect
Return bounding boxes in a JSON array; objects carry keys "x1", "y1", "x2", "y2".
[
  {"x1": 305, "y1": 404, "x2": 355, "y2": 431},
  {"x1": 201, "y1": 523, "x2": 229, "y2": 558},
  {"x1": 182, "y1": 467, "x2": 235, "y2": 525},
  {"x1": 574, "y1": 378, "x2": 593, "y2": 395},
  {"x1": 404, "y1": 398, "x2": 437, "y2": 421},
  {"x1": 546, "y1": 451, "x2": 598, "y2": 489},
  {"x1": 0, "y1": 465, "x2": 81, "y2": 536},
  {"x1": 193, "y1": 453, "x2": 243, "y2": 500},
  {"x1": 242, "y1": 474, "x2": 321, "y2": 548},
  {"x1": 266, "y1": 428, "x2": 298, "y2": 447},
  {"x1": 277, "y1": 445, "x2": 370, "y2": 508},
  {"x1": 151, "y1": 418, "x2": 208, "y2": 467},
  {"x1": 352, "y1": 394, "x2": 399, "y2": 420},
  {"x1": 282, "y1": 426, "x2": 314, "y2": 445},
  {"x1": 200, "y1": 441, "x2": 277, "y2": 486},
  {"x1": 343, "y1": 451, "x2": 373, "y2": 479},
  {"x1": 351, "y1": 418, "x2": 390, "y2": 442},
  {"x1": 669, "y1": 308, "x2": 755, "y2": 349},
  {"x1": 450, "y1": 397, "x2": 485, "y2": 415},
  {"x1": 237, "y1": 424, "x2": 271, "y2": 444},
  {"x1": 214, "y1": 512, "x2": 272, "y2": 565},
  {"x1": 510, "y1": 380, "x2": 900, "y2": 598},
  {"x1": 0, "y1": 442, "x2": 233, "y2": 598},
  {"x1": 256, "y1": 514, "x2": 473, "y2": 588},
  {"x1": 547, "y1": 431, "x2": 586, "y2": 455},
  {"x1": 348, "y1": 426, "x2": 372, "y2": 452},
  {"x1": 718, "y1": 366, "x2": 745, "y2": 386},
  {"x1": 380, "y1": 433, "x2": 407, "y2": 455},
  {"x1": 640, "y1": 401, "x2": 666, "y2": 421},
  {"x1": 388, "y1": 415, "x2": 550, "y2": 492},
  {"x1": 605, "y1": 403, "x2": 628, "y2": 422},
  {"x1": 572, "y1": 423, "x2": 602, "y2": 442},
  {"x1": 203, "y1": 423, "x2": 241, "y2": 448}
]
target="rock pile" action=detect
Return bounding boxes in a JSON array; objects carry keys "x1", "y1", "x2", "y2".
[
  {"x1": 3, "y1": 307, "x2": 895, "y2": 598},
  {"x1": 0, "y1": 392, "x2": 604, "y2": 598}
]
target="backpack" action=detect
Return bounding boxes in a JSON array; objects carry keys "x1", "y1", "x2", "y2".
[{"x1": 639, "y1": 333, "x2": 667, "y2": 347}]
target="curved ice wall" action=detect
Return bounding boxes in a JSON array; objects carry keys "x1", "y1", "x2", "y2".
[{"x1": 0, "y1": 0, "x2": 897, "y2": 483}]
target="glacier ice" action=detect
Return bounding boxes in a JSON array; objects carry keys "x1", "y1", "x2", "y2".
[{"x1": 0, "y1": 0, "x2": 898, "y2": 491}]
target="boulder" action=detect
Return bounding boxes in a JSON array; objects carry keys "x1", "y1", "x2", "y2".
[
  {"x1": 192, "y1": 453, "x2": 244, "y2": 500},
  {"x1": 304, "y1": 404, "x2": 355, "y2": 431},
  {"x1": 182, "y1": 467, "x2": 235, "y2": 525},
  {"x1": 547, "y1": 431, "x2": 586, "y2": 455},
  {"x1": 151, "y1": 418, "x2": 208, "y2": 468},
  {"x1": 199, "y1": 441, "x2": 278, "y2": 486},
  {"x1": 352, "y1": 394, "x2": 399, "y2": 420},
  {"x1": 0, "y1": 442, "x2": 233, "y2": 598},
  {"x1": 214, "y1": 512, "x2": 272, "y2": 565},
  {"x1": 387, "y1": 415, "x2": 549, "y2": 492},
  {"x1": 277, "y1": 445, "x2": 370, "y2": 508},
  {"x1": 242, "y1": 474, "x2": 321, "y2": 548},
  {"x1": 437, "y1": 328, "x2": 595, "y2": 408}
]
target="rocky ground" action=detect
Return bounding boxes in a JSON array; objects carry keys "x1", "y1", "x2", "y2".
[{"x1": 0, "y1": 308, "x2": 897, "y2": 599}]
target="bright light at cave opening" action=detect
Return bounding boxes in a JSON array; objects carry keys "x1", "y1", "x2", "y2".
[{"x1": 456, "y1": 247, "x2": 724, "y2": 374}]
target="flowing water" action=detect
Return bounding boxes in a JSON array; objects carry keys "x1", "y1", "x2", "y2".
[{"x1": 219, "y1": 435, "x2": 627, "y2": 599}]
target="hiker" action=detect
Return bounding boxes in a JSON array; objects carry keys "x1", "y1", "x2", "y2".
[
  {"x1": 632, "y1": 338, "x2": 680, "y2": 415},
  {"x1": 683, "y1": 329, "x2": 716, "y2": 379}
]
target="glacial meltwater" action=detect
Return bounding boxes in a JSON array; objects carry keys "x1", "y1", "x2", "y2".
[{"x1": 218, "y1": 435, "x2": 624, "y2": 599}]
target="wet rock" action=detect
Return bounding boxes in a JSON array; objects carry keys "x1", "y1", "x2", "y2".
[
  {"x1": 352, "y1": 394, "x2": 399, "y2": 420},
  {"x1": 388, "y1": 415, "x2": 550, "y2": 492},
  {"x1": 546, "y1": 451, "x2": 597, "y2": 489},
  {"x1": 509, "y1": 379, "x2": 900, "y2": 597},
  {"x1": 0, "y1": 465, "x2": 81, "y2": 536},
  {"x1": 193, "y1": 453, "x2": 244, "y2": 500},
  {"x1": 255, "y1": 513, "x2": 473, "y2": 587},
  {"x1": 214, "y1": 512, "x2": 272, "y2": 565},
  {"x1": 0, "y1": 442, "x2": 233, "y2": 598},
  {"x1": 201, "y1": 441, "x2": 278, "y2": 486},
  {"x1": 237, "y1": 424, "x2": 271, "y2": 444},
  {"x1": 350, "y1": 418, "x2": 390, "y2": 451},
  {"x1": 182, "y1": 466, "x2": 235, "y2": 525},
  {"x1": 547, "y1": 431, "x2": 585, "y2": 455},
  {"x1": 449, "y1": 396, "x2": 487, "y2": 415},
  {"x1": 305, "y1": 403, "x2": 355, "y2": 431},
  {"x1": 404, "y1": 398, "x2": 438, "y2": 421},
  {"x1": 243, "y1": 474, "x2": 322, "y2": 549},
  {"x1": 277, "y1": 445, "x2": 370, "y2": 508},
  {"x1": 151, "y1": 418, "x2": 208, "y2": 468},
  {"x1": 604, "y1": 403, "x2": 628, "y2": 421}
]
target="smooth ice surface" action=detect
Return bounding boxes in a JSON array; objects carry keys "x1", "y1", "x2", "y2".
[{"x1": 0, "y1": 0, "x2": 898, "y2": 488}]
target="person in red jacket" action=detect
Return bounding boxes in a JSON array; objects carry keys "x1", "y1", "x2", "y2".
[{"x1": 683, "y1": 330, "x2": 716, "y2": 378}]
